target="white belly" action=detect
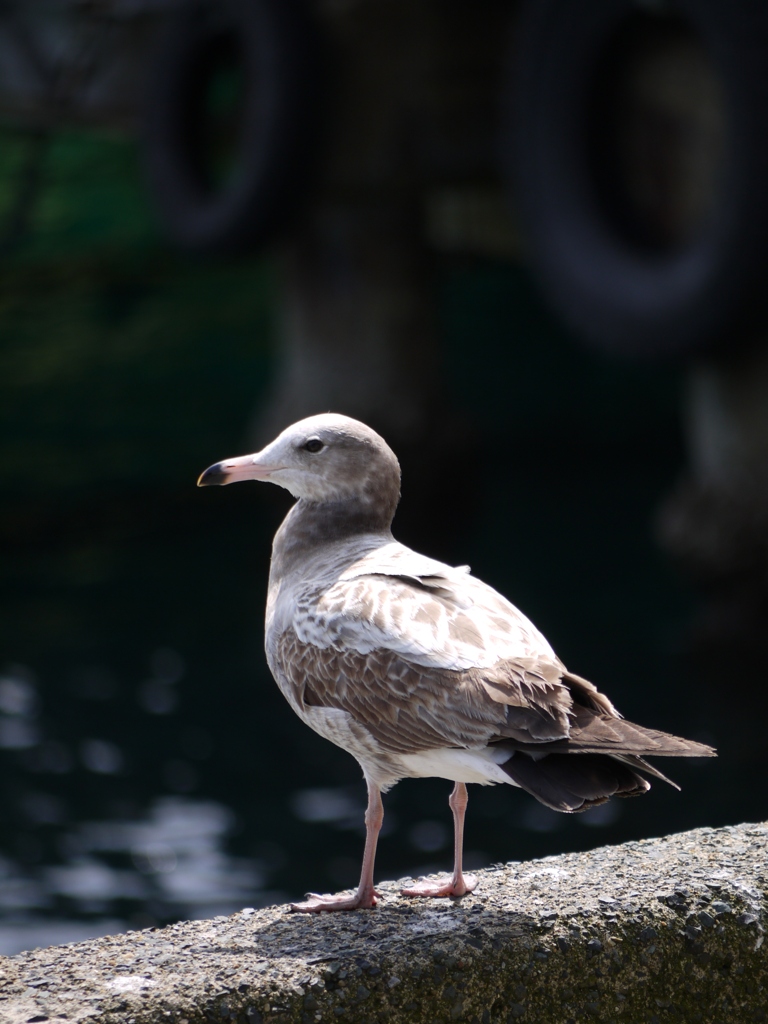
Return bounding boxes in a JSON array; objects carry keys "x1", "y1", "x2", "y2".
[{"x1": 397, "y1": 746, "x2": 518, "y2": 786}]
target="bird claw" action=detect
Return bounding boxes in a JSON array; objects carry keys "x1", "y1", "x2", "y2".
[
  {"x1": 289, "y1": 888, "x2": 378, "y2": 913},
  {"x1": 400, "y1": 873, "x2": 478, "y2": 899}
]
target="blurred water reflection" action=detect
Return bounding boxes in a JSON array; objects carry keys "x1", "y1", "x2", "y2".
[
  {"x1": 291, "y1": 787, "x2": 364, "y2": 829},
  {"x1": 0, "y1": 669, "x2": 40, "y2": 751},
  {"x1": 409, "y1": 819, "x2": 449, "y2": 854},
  {"x1": 0, "y1": 796, "x2": 272, "y2": 955}
]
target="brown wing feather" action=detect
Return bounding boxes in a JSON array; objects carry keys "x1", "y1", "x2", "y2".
[
  {"x1": 276, "y1": 629, "x2": 574, "y2": 754},
  {"x1": 275, "y1": 630, "x2": 716, "y2": 761},
  {"x1": 477, "y1": 658, "x2": 572, "y2": 740},
  {"x1": 501, "y1": 703, "x2": 715, "y2": 757}
]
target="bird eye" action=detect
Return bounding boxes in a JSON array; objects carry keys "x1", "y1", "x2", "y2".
[{"x1": 303, "y1": 438, "x2": 324, "y2": 453}]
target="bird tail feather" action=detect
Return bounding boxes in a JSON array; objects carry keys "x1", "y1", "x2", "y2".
[{"x1": 500, "y1": 751, "x2": 650, "y2": 813}]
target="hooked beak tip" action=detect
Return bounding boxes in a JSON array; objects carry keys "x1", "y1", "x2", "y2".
[{"x1": 197, "y1": 463, "x2": 229, "y2": 487}]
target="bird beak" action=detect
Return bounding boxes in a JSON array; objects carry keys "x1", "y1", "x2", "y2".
[{"x1": 197, "y1": 453, "x2": 283, "y2": 487}]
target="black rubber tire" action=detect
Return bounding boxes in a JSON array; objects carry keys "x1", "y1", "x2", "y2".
[
  {"x1": 142, "y1": 0, "x2": 319, "y2": 255},
  {"x1": 504, "y1": 0, "x2": 768, "y2": 358}
]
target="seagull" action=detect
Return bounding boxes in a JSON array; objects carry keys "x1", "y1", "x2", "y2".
[{"x1": 198, "y1": 413, "x2": 715, "y2": 913}]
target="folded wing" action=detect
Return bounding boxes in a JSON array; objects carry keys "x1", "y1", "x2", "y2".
[{"x1": 276, "y1": 546, "x2": 714, "y2": 810}]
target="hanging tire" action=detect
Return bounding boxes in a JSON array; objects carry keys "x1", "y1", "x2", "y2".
[
  {"x1": 142, "y1": 0, "x2": 320, "y2": 255},
  {"x1": 504, "y1": 0, "x2": 768, "y2": 358}
]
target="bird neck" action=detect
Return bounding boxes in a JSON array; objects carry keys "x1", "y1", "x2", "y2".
[{"x1": 270, "y1": 497, "x2": 395, "y2": 578}]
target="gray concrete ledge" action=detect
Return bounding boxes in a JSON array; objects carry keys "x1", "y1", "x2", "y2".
[{"x1": 2, "y1": 822, "x2": 767, "y2": 1024}]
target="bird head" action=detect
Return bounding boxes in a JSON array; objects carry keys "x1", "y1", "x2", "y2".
[{"x1": 197, "y1": 413, "x2": 401, "y2": 512}]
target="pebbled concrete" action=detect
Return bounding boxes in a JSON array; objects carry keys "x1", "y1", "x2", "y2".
[{"x1": 1, "y1": 822, "x2": 766, "y2": 1024}]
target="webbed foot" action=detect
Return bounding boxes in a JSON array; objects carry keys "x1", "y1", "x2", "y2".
[
  {"x1": 289, "y1": 887, "x2": 379, "y2": 912},
  {"x1": 400, "y1": 874, "x2": 478, "y2": 898}
]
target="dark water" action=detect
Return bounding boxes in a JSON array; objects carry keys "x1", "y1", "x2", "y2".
[{"x1": 0, "y1": 130, "x2": 740, "y2": 956}]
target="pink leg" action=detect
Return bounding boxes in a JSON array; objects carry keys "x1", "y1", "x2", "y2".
[
  {"x1": 401, "y1": 782, "x2": 478, "y2": 899},
  {"x1": 290, "y1": 779, "x2": 383, "y2": 912}
]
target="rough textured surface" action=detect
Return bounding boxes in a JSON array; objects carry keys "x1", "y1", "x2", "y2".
[{"x1": 2, "y1": 822, "x2": 766, "y2": 1024}]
